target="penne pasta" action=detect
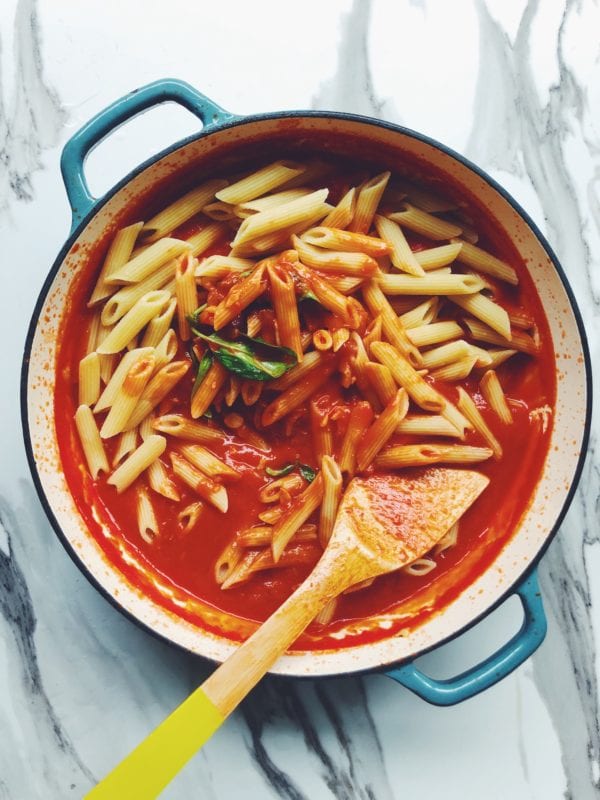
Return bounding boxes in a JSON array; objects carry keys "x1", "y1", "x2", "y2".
[
  {"x1": 222, "y1": 541, "x2": 321, "y2": 589},
  {"x1": 88, "y1": 222, "x2": 144, "y2": 305},
  {"x1": 239, "y1": 524, "x2": 316, "y2": 548},
  {"x1": 175, "y1": 252, "x2": 198, "y2": 341},
  {"x1": 452, "y1": 238, "x2": 519, "y2": 285},
  {"x1": 100, "y1": 353, "x2": 155, "y2": 438},
  {"x1": 259, "y1": 474, "x2": 305, "y2": 504},
  {"x1": 216, "y1": 161, "x2": 305, "y2": 205},
  {"x1": 107, "y1": 238, "x2": 192, "y2": 285},
  {"x1": 421, "y1": 340, "x2": 471, "y2": 369},
  {"x1": 403, "y1": 558, "x2": 437, "y2": 577},
  {"x1": 140, "y1": 179, "x2": 227, "y2": 242},
  {"x1": 430, "y1": 355, "x2": 477, "y2": 382},
  {"x1": 269, "y1": 350, "x2": 324, "y2": 391},
  {"x1": 292, "y1": 235, "x2": 379, "y2": 276},
  {"x1": 371, "y1": 341, "x2": 445, "y2": 413},
  {"x1": 101, "y1": 260, "x2": 176, "y2": 327},
  {"x1": 481, "y1": 370, "x2": 513, "y2": 424},
  {"x1": 201, "y1": 201, "x2": 236, "y2": 221},
  {"x1": 362, "y1": 280, "x2": 423, "y2": 367},
  {"x1": 312, "y1": 329, "x2": 333, "y2": 351},
  {"x1": 322, "y1": 187, "x2": 356, "y2": 229},
  {"x1": 375, "y1": 443, "x2": 493, "y2": 469},
  {"x1": 262, "y1": 356, "x2": 337, "y2": 426},
  {"x1": 434, "y1": 521, "x2": 460, "y2": 556},
  {"x1": 319, "y1": 455, "x2": 343, "y2": 547},
  {"x1": 414, "y1": 242, "x2": 463, "y2": 271},
  {"x1": 301, "y1": 226, "x2": 389, "y2": 258},
  {"x1": 140, "y1": 298, "x2": 177, "y2": 348},
  {"x1": 271, "y1": 475, "x2": 324, "y2": 562},
  {"x1": 310, "y1": 401, "x2": 333, "y2": 461},
  {"x1": 190, "y1": 360, "x2": 228, "y2": 419},
  {"x1": 397, "y1": 414, "x2": 462, "y2": 438},
  {"x1": 240, "y1": 380, "x2": 263, "y2": 406},
  {"x1": 74, "y1": 404, "x2": 109, "y2": 479},
  {"x1": 349, "y1": 171, "x2": 390, "y2": 233},
  {"x1": 234, "y1": 188, "x2": 312, "y2": 217},
  {"x1": 107, "y1": 435, "x2": 167, "y2": 493},
  {"x1": 186, "y1": 222, "x2": 229, "y2": 259},
  {"x1": 449, "y1": 293, "x2": 511, "y2": 340},
  {"x1": 78, "y1": 352, "x2": 101, "y2": 407},
  {"x1": 112, "y1": 427, "x2": 138, "y2": 467},
  {"x1": 97, "y1": 290, "x2": 170, "y2": 355},
  {"x1": 137, "y1": 486, "x2": 159, "y2": 543},
  {"x1": 126, "y1": 360, "x2": 190, "y2": 429},
  {"x1": 387, "y1": 203, "x2": 463, "y2": 240},
  {"x1": 406, "y1": 320, "x2": 463, "y2": 348},
  {"x1": 485, "y1": 348, "x2": 519, "y2": 369},
  {"x1": 268, "y1": 262, "x2": 303, "y2": 361},
  {"x1": 170, "y1": 452, "x2": 228, "y2": 512},
  {"x1": 94, "y1": 347, "x2": 154, "y2": 413},
  {"x1": 363, "y1": 361, "x2": 397, "y2": 407},
  {"x1": 153, "y1": 329, "x2": 178, "y2": 371},
  {"x1": 231, "y1": 189, "x2": 329, "y2": 247},
  {"x1": 214, "y1": 537, "x2": 243, "y2": 585},
  {"x1": 195, "y1": 255, "x2": 254, "y2": 281},
  {"x1": 147, "y1": 458, "x2": 180, "y2": 502},
  {"x1": 355, "y1": 389, "x2": 408, "y2": 472},
  {"x1": 398, "y1": 297, "x2": 439, "y2": 330},
  {"x1": 152, "y1": 414, "x2": 227, "y2": 444},
  {"x1": 177, "y1": 444, "x2": 240, "y2": 480},
  {"x1": 178, "y1": 501, "x2": 204, "y2": 532},
  {"x1": 213, "y1": 263, "x2": 268, "y2": 330},
  {"x1": 374, "y1": 215, "x2": 425, "y2": 277},
  {"x1": 463, "y1": 318, "x2": 539, "y2": 355},
  {"x1": 378, "y1": 273, "x2": 484, "y2": 296},
  {"x1": 456, "y1": 387, "x2": 502, "y2": 459},
  {"x1": 293, "y1": 261, "x2": 360, "y2": 327}
]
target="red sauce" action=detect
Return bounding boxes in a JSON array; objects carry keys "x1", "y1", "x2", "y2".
[{"x1": 54, "y1": 148, "x2": 556, "y2": 651}]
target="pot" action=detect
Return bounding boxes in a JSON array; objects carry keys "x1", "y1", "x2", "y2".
[{"x1": 21, "y1": 79, "x2": 592, "y2": 705}]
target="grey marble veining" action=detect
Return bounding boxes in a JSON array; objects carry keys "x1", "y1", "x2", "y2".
[{"x1": 1, "y1": 0, "x2": 599, "y2": 798}]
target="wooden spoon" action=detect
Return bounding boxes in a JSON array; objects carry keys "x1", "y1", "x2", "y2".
[{"x1": 86, "y1": 467, "x2": 488, "y2": 799}]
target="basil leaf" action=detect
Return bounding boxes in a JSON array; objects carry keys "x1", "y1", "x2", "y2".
[
  {"x1": 195, "y1": 332, "x2": 297, "y2": 382},
  {"x1": 298, "y1": 464, "x2": 317, "y2": 483},
  {"x1": 265, "y1": 463, "x2": 296, "y2": 478},
  {"x1": 188, "y1": 304, "x2": 207, "y2": 328},
  {"x1": 191, "y1": 350, "x2": 213, "y2": 398}
]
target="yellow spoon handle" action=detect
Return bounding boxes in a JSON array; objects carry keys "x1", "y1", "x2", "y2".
[{"x1": 85, "y1": 687, "x2": 223, "y2": 800}]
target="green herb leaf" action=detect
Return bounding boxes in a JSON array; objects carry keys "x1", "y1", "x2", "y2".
[
  {"x1": 298, "y1": 464, "x2": 317, "y2": 483},
  {"x1": 191, "y1": 350, "x2": 213, "y2": 398},
  {"x1": 265, "y1": 463, "x2": 296, "y2": 478},
  {"x1": 188, "y1": 304, "x2": 207, "y2": 328},
  {"x1": 194, "y1": 332, "x2": 297, "y2": 382}
]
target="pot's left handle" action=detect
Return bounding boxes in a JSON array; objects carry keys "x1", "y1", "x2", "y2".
[{"x1": 60, "y1": 78, "x2": 235, "y2": 231}]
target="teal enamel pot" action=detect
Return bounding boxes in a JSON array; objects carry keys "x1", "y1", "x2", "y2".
[{"x1": 21, "y1": 79, "x2": 592, "y2": 705}]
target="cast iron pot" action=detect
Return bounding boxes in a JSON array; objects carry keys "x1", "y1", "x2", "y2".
[{"x1": 21, "y1": 79, "x2": 592, "y2": 705}]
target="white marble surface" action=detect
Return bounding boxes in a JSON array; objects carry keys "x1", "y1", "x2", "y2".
[{"x1": 1, "y1": 0, "x2": 599, "y2": 797}]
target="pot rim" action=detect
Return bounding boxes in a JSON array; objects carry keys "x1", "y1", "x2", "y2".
[{"x1": 20, "y1": 107, "x2": 593, "y2": 674}]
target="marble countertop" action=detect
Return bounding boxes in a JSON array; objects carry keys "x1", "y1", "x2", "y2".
[{"x1": 1, "y1": 0, "x2": 599, "y2": 797}]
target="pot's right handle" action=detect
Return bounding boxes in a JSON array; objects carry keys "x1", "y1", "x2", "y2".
[
  {"x1": 385, "y1": 569, "x2": 546, "y2": 706},
  {"x1": 60, "y1": 78, "x2": 236, "y2": 231}
]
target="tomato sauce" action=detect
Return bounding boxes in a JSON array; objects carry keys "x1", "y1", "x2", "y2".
[{"x1": 53, "y1": 150, "x2": 556, "y2": 651}]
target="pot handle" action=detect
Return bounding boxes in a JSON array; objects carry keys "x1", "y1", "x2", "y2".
[
  {"x1": 60, "y1": 78, "x2": 235, "y2": 230},
  {"x1": 385, "y1": 568, "x2": 546, "y2": 706}
]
